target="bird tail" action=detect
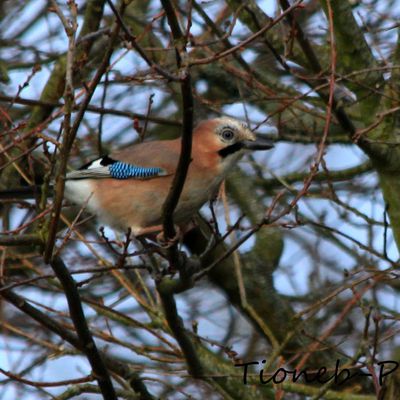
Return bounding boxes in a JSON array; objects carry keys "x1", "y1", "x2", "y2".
[{"x1": 0, "y1": 186, "x2": 53, "y2": 200}]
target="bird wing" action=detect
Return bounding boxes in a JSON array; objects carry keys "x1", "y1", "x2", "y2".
[{"x1": 66, "y1": 140, "x2": 179, "y2": 180}]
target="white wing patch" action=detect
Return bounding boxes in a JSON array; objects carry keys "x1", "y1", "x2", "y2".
[
  {"x1": 66, "y1": 168, "x2": 111, "y2": 179},
  {"x1": 87, "y1": 159, "x2": 104, "y2": 169}
]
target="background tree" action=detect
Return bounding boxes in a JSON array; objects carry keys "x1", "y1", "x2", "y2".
[{"x1": 0, "y1": 0, "x2": 399, "y2": 399}]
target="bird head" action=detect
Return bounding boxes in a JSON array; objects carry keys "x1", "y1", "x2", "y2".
[{"x1": 193, "y1": 117, "x2": 274, "y2": 171}]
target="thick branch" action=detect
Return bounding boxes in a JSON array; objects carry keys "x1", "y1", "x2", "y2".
[
  {"x1": 259, "y1": 160, "x2": 372, "y2": 190},
  {"x1": 50, "y1": 256, "x2": 117, "y2": 400},
  {"x1": 156, "y1": 285, "x2": 204, "y2": 377},
  {"x1": 319, "y1": 0, "x2": 384, "y2": 119},
  {"x1": 0, "y1": 234, "x2": 43, "y2": 246},
  {"x1": 279, "y1": 0, "x2": 357, "y2": 136}
]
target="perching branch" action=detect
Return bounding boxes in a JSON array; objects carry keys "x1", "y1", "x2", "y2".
[
  {"x1": 156, "y1": 0, "x2": 204, "y2": 379},
  {"x1": 160, "y1": 0, "x2": 194, "y2": 243}
]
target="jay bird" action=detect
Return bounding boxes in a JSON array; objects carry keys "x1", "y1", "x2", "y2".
[{"x1": 1, "y1": 117, "x2": 273, "y2": 237}]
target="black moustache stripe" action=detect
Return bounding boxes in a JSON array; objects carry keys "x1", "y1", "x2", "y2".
[{"x1": 218, "y1": 142, "x2": 244, "y2": 158}]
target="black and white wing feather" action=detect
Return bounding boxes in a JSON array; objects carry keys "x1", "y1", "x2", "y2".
[{"x1": 66, "y1": 155, "x2": 168, "y2": 180}]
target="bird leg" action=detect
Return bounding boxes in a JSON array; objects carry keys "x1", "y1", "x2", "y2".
[
  {"x1": 155, "y1": 225, "x2": 181, "y2": 248},
  {"x1": 135, "y1": 221, "x2": 197, "y2": 248}
]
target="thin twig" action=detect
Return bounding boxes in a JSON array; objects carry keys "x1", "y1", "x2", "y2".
[
  {"x1": 0, "y1": 94, "x2": 181, "y2": 126},
  {"x1": 190, "y1": 0, "x2": 303, "y2": 66},
  {"x1": 105, "y1": 0, "x2": 180, "y2": 82}
]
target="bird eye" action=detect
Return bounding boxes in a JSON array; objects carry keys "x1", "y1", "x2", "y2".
[{"x1": 221, "y1": 129, "x2": 235, "y2": 141}]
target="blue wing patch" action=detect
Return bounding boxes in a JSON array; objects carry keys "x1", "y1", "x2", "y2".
[{"x1": 109, "y1": 162, "x2": 165, "y2": 179}]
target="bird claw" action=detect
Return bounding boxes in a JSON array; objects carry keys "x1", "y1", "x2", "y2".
[{"x1": 156, "y1": 226, "x2": 181, "y2": 248}]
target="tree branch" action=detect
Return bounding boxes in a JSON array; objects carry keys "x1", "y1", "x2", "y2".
[
  {"x1": 0, "y1": 283, "x2": 155, "y2": 400},
  {"x1": 44, "y1": 8, "x2": 121, "y2": 262},
  {"x1": 49, "y1": 255, "x2": 117, "y2": 400},
  {"x1": 160, "y1": 0, "x2": 194, "y2": 243},
  {"x1": 105, "y1": 0, "x2": 180, "y2": 82},
  {"x1": 0, "y1": 94, "x2": 181, "y2": 126},
  {"x1": 156, "y1": 284, "x2": 204, "y2": 377}
]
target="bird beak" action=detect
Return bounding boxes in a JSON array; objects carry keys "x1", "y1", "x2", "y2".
[{"x1": 242, "y1": 134, "x2": 274, "y2": 151}]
